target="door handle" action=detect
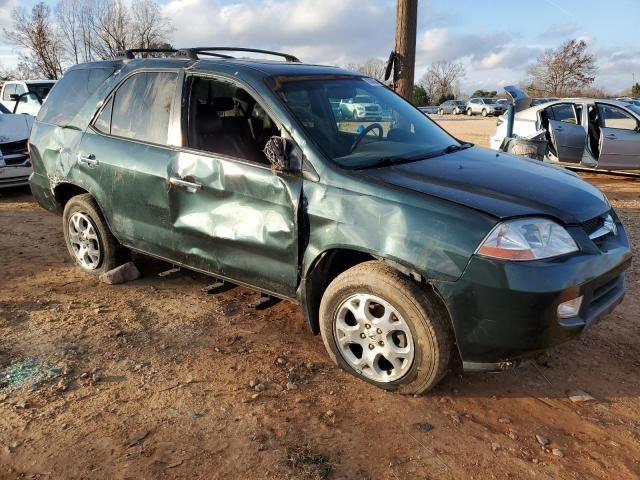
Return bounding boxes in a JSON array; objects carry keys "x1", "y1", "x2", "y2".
[
  {"x1": 605, "y1": 134, "x2": 616, "y2": 139},
  {"x1": 77, "y1": 153, "x2": 98, "y2": 167},
  {"x1": 554, "y1": 126, "x2": 563, "y2": 131},
  {"x1": 169, "y1": 176, "x2": 202, "y2": 192}
]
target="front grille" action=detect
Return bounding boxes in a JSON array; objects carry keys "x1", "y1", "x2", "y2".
[
  {"x1": 2, "y1": 153, "x2": 29, "y2": 166},
  {"x1": 0, "y1": 139, "x2": 27, "y2": 156},
  {"x1": 365, "y1": 106, "x2": 378, "y2": 112}
]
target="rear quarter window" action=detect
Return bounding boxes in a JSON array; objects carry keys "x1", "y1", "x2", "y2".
[{"x1": 37, "y1": 68, "x2": 115, "y2": 126}]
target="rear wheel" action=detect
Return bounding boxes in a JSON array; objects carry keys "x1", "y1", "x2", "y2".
[
  {"x1": 62, "y1": 194, "x2": 128, "y2": 275},
  {"x1": 319, "y1": 261, "x2": 452, "y2": 394}
]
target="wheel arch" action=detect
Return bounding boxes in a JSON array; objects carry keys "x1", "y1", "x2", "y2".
[
  {"x1": 53, "y1": 182, "x2": 91, "y2": 210},
  {"x1": 298, "y1": 248, "x2": 452, "y2": 337}
]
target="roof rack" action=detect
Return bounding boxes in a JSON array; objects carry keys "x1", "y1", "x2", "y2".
[
  {"x1": 115, "y1": 48, "x2": 198, "y2": 60},
  {"x1": 188, "y1": 47, "x2": 301, "y2": 63},
  {"x1": 114, "y1": 47, "x2": 301, "y2": 63}
]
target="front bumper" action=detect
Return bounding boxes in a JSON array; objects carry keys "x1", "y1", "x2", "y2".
[
  {"x1": 0, "y1": 166, "x2": 31, "y2": 188},
  {"x1": 434, "y1": 222, "x2": 632, "y2": 369}
]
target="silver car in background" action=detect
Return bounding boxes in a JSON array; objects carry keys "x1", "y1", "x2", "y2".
[
  {"x1": 466, "y1": 97, "x2": 505, "y2": 116},
  {"x1": 438, "y1": 99, "x2": 467, "y2": 115},
  {"x1": 491, "y1": 86, "x2": 640, "y2": 171}
]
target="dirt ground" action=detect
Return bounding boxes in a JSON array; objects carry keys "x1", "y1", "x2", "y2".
[{"x1": 1, "y1": 118, "x2": 639, "y2": 479}]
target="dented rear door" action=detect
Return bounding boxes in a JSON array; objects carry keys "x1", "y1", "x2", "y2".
[{"x1": 167, "y1": 151, "x2": 302, "y2": 298}]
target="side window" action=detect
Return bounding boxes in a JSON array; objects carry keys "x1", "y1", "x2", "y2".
[
  {"x1": 2, "y1": 84, "x2": 16, "y2": 100},
  {"x1": 93, "y1": 97, "x2": 113, "y2": 134},
  {"x1": 550, "y1": 104, "x2": 579, "y2": 124},
  {"x1": 111, "y1": 72, "x2": 177, "y2": 145},
  {"x1": 185, "y1": 76, "x2": 281, "y2": 164},
  {"x1": 598, "y1": 104, "x2": 638, "y2": 131},
  {"x1": 15, "y1": 84, "x2": 27, "y2": 95},
  {"x1": 38, "y1": 68, "x2": 115, "y2": 126}
]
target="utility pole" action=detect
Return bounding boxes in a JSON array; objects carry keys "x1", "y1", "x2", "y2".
[{"x1": 393, "y1": 0, "x2": 418, "y2": 101}]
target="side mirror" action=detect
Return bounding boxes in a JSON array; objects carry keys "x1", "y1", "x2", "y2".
[
  {"x1": 9, "y1": 94, "x2": 19, "y2": 101},
  {"x1": 263, "y1": 136, "x2": 291, "y2": 170}
]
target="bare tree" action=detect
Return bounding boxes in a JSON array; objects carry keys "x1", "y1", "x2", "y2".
[
  {"x1": 346, "y1": 58, "x2": 387, "y2": 82},
  {"x1": 527, "y1": 39, "x2": 596, "y2": 96},
  {"x1": 91, "y1": 0, "x2": 132, "y2": 58},
  {"x1": 419, "y1": 60, "x2": 465, "y2": 103},
  {"x1": 55, "y1": 0, "x2": 81, "y2": 63},
  {"x1": 130, "y1": 0, "x2": 173, "y2": 50},
  {"x1": 4, "y1": 2, "x2": 64, "y2": 79}
]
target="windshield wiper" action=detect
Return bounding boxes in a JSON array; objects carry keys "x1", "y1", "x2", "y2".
[{"x1": 443, "y1": 142, "x2": 473, "y2": 154}]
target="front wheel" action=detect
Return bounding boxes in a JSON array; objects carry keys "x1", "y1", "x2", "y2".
[
  {"x1": 467, "y1": 108, "x2": 473, "y2": 116},
  {"x1": 439, "y1": 109, "x2": 444, "y2": 115},
  {"x1": 319, "y1": 261, "x2": 452, "y2": 394},
  {"x1": 481, "y1": 109, "x2": 488, "y2": 117},
  {"x1": 62, "y1": 194, "x2": 128, "y2": 275}
]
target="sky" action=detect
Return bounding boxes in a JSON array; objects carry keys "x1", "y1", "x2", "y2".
[{"x1": 1, "y1": 0, "x2": 639, "y2": 94}]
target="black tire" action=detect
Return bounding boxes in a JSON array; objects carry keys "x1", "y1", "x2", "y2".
[
  {"x1": 351, "y1": 110, "x2": 357, "y2": 121},
  {"x1": 62, "y1": 193, "x2": 128, "y2": 275},
  {"x1": 439, "y1": 109, "x2": 444, "y2": 115},
  {"x1": 467, "y1": 108, "x2": 472, "y2": 116},
  {"x1": 481, "y1": 109, "x2": 487, "y2": 117},
  {"x1": 319, "y1": 261, "x2": 453, "y2": 394}
]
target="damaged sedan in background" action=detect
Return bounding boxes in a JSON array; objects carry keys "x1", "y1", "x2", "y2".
[
  {"x1": 492, "y1": 86, "x2": 640, "y2": 170},
  {"x1": 0, "y1": 101, "x2": 35, "y2": 188}
]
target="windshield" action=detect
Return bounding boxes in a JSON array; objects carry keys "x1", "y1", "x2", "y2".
[
  {"x1": 627, "y1": 104, "x2": 640, "y2": 116},
  {"x1": 0, "y1": 103, "x2": 9, "y2": 114},
  {"x1": 26, "y1": 82, "x2": 55, "y2": 99},
  {"x1": 483, "y1": 98, "x2": 498, "y2": 104},
  {"x1": 274, "y1": 77, "x2": 460, "y2": 169},
  {"x1": 455, "y1": 101, "x2": 466, "y2": 106}
]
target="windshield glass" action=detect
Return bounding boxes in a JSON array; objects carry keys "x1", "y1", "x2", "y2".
[
  {"x1": 627, "y1": 104, "x2": 640, "y2": 116},
  {"x1": 26, "y1": 82, "x2": 55, "y2": 99},
  {"x1": 483, "y1": 98, "x2": 497, "y2": 104},
  {"x1": 274, "y1": 77, "x2": 459, "y2": 169}
]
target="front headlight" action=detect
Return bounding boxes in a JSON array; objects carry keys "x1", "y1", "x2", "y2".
[{"x1": 476, "y1": 218, "x2": 579, "y2": 261}]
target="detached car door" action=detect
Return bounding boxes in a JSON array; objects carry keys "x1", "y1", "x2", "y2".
[
  {"x1": 546, "y1": 103, "x2": 586, "y2": 163},
  {"x1": 78, "y1": 70, "x2": 182, "y2": 260},
  {"x1": 168, "y1": 74, "x2": 302, "y2": 298},
  {"x1": 596, "y1": 103, "x2": 640, "y2": 170}
]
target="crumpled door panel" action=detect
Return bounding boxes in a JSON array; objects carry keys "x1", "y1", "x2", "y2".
[{"x1": 168, "y1": 151, "x2": 301, "y2": 297}]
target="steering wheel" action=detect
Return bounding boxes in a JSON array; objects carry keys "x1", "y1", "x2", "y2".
[{"x1": 350, "y1": 123, "x2": 384, "y2": 153}]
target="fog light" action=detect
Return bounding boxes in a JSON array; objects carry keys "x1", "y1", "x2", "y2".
[{"x1": 557, "y1": 296, "x2": 583, "y2": 318}]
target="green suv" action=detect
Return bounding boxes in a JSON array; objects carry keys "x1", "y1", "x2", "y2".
[{"x1": 29, "y1": 48, "x2": 631, "y2": 394}]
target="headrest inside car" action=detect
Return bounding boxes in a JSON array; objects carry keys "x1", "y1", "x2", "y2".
[{"x1": 213, "y1": 97, "x2": 234, "y2": 112}]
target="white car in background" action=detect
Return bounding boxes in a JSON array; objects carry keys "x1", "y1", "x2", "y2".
[
  {"x1": 339, "y1": 94, "x2": 383, "y2": 120},
  {"x1": 0, "y1": 102, "x2": 34, "y2": 188},
  {"x1": 1, "y1": 80, "x2": 55, "y2": 116},
  {"x1": 491, "y1": 86, "x2": 640, "y2": 171}
]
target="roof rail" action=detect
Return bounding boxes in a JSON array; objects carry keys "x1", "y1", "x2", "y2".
[
  {"x1": 115, "y1": 48, "x2": 198, "y2": 60},
  {"x1": 189, "y1": 47, "x2": 301, "y2": 63},
  {"x1": 114, "y1": 47, "x2": 301, "y2": 63}
]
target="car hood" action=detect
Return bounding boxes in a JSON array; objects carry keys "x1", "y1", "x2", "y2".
[
  {"x1": 0, "y1": 113, "x2": 32, "y2": 143},
  {"x1": 361, "y1": 147, "x2": 609, "y2": 224}
]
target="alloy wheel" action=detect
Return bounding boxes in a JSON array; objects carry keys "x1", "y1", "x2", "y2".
[
  {"x1": 68, "y1": 212, "x2": 102, "y2": 269},
  {"x1": 333, "y1": 293, "x2": 414, "y2": 382}
]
